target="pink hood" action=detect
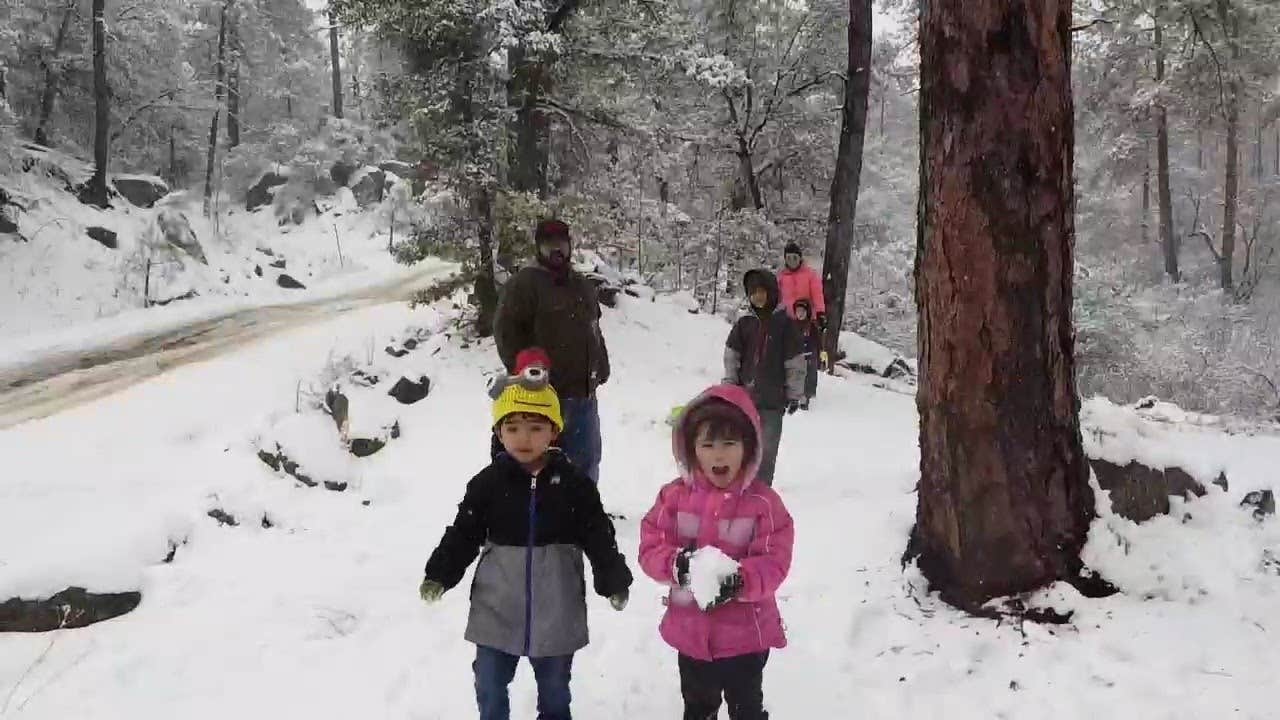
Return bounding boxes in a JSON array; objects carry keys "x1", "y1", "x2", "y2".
[{"x1": 671, "y1": 384, "x2": 764, "y2": 492}]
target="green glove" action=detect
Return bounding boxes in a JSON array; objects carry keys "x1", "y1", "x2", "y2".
[
  {"x1": 419, "y1": 578, "x2": 446, "y2": 604},
  {"x1": 609, "y1": 588, "x2": 629, "y2": 611}
]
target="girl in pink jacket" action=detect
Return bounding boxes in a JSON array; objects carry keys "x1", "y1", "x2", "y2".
[{"x1": 638, "y1": 384, "x2": 795, "y2": 720}]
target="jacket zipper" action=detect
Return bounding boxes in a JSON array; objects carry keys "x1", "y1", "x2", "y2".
[{"x1": 523, "y1": 471, "x2": 537, "y2": 656}]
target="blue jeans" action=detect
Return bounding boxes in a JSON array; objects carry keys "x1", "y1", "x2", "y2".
[
  {"x1": 474, "y1": 645, "x2": 573, "y2": 720},
  {"x1": 559, "y1": 396, "x2": 601, "y2": 483}
]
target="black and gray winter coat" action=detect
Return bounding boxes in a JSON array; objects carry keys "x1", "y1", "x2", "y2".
[
  {"x1": 422, "y1": 450, "x2": 632, "y2": 658},
  {"x1": 724, "y1": 269, "x2": 806, "y2": 411}
]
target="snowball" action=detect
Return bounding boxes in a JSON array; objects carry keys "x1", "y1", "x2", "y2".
[{"x1": 687, "y1": 546, "x2": 740, "y2": 610}]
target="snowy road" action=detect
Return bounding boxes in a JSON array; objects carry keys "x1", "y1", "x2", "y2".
[{"x1": 0, "y1": 263, "x2": 458, "y2": 430}]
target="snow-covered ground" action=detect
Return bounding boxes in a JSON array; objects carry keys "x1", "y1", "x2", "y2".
[
  {"x1": 0, "y1": 159, "x2": 426, "y2": 350},
  {"x1": 2, "y1": 292, "x2": 1279, "y2": 718}
]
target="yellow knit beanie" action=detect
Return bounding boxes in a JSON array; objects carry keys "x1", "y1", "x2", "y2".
[{"x1": 492, "y1": 383, "x2": 563, "y2": 432}]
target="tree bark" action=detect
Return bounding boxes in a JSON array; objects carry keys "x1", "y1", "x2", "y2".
[
  {"x1": 1217, "y1": 0, "x2": 1239, "y2": 293},
  {"x1": 328, "y1": 7, "x2": 343, "y2": 119},
  {"x1": 1141, "y1": 140, "x2": 1150, "y2": 245},
  {"x1": 820, "y1": 0, "x2": 872, "y2": 359},
  {"x1": 202, "y1": 0, "x2": 230, "y2": 217},
  {"x1": 169, "y1": 125, "x2": 177, "y2": 187},
  {"x1": 1154, "y1": 5, "x2": 1178, "y2": 282},
  {"x1": 507, "y1": 45, "x2": 550, "y2": 197},
  {"x1": 911, "y1": 0, "x2": 1093, "y2": 607},
  {"x1": 35, "y1": 1, "x2": 75, "y2": 147},
  {"x1": 227, "y1": 56, "x2": 240, "y2": 148},
  {"x1": 84, "y1": 0, "x2": 110, "y2": 207}
]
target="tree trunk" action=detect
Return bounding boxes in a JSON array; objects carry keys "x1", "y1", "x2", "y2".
[
  {"x1": 1141, "y1": 140, "x2": 1150, "y2": 245},
  {"x1": 506, "y1": 45, "x2": 550, "y2": 197},
  {"x1": 911, "y1": 0, "x2": 1093, "y2": 608},
  {"x1": 84, "y1": 0, "x2": 110, "y2": 207},
  {"x1": 1217, "y1": 0, "x2": 1239, "y2": 293},
  {"x1": 734, "y1": 138, "x2": 764, "y2": 210},
  {"x1": 35, "y1": 1, "x2": 75, "y2": 147},
  {"x1": 1275, "y1": 126, "x2": 1278, "y2": 176},
  {"x1": 227, "y1": 58, "x2": 240, "y2": 148},
  {"x1": 1254, "y1": 115, "x2": 1263, "y2": 180},
  {"x1": 1154, "y1": 5, "x2": 1178, "y2": 282},
  {"x1": 168, "y1": 125, "x2": 177, "y2": 187},
  {"x1": 328, "y1": 7, "x2": 343, "y2": 119},
  {"x1": 1197, "y1": 127, "x2": 1204, "y2": 170},
  {"x1": 820, "y1": 0, "x2": 872, "y2": 358},
  {"x1": 202, "y1": 0, "x2": 230, "y2": 217},
  {"x1": 453, "y1": 30, "x2": 497, "y2": 337}
]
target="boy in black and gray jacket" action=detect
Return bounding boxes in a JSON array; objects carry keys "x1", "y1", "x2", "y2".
[
  {"x1": 723, "y1": 269, "x2": 806, "y2": 486},
  {"x1": 419, "y1": 351, "x2": 632, "y2": 720}
]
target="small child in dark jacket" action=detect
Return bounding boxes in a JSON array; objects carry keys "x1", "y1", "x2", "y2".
[
  {"x1": 792, "y1": 299, "x2": 822, "y2": 409},
  {"x1": 420, "y1": 350, "x2": 633, "y2": 720},
  {"x1": 723, "y1": 269, "x2": 806, "y2": 486}
]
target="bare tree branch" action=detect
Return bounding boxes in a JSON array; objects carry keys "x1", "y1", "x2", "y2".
[{"x1": 1070, "y1": 18, "x2": 1114, "y2": 33}]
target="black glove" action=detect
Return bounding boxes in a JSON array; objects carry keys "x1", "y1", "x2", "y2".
[
  {"x1": 786, "y1": 400, "x2": 800, "y2": 415},
  {"x1": 706, "y1": 573, "x2": 743, "y2": 610},
  {"x1": 674, "y1": 546, "x2": 695, "y2": 588},
  {"x1": 817, "y1": 313, "x2": 828, "y2": 331}
]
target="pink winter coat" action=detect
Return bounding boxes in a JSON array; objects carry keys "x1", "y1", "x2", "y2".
[
  {"x1": 778, "y1": 263, "x2": 825, "y2": 320},
  {"x1": 638, "y1": 385, "x2": 795, "y2": 661}
]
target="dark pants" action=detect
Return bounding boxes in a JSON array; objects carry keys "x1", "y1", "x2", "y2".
[
  {"x1": 756, "y1": 410, "x2": 784, "y2": 486},
  {"x1": 678, "y1": 651, "x2": 770, "y2": 720},
  {"x1": 474, "y1": 645, "x2": 573, "y2": 720},
  {"x1": 559, "y1": 396, "x2": 601, "y2": 483},
  {"x1": 803, "y1": 352, "x2": 819, "y2": 400}
]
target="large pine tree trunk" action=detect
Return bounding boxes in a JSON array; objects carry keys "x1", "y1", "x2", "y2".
[
  {"x1": 202, "y1": 0, "x2": 229, "y2": 217},
  {"x1": 84, "y1": 0, "x2": 110, "y2": 207},
  {"x1": 1217, "y1": 0, "x2": 1239, "y2": 293},
  {"x1": 911, "y1": 0, "x2": 1093, "y2": 607},
  {"x1": 35, "y1": 1, "x2": 75, "y2": 147},
  {"x1": 820, "y1": 0, "x2": 873, "y2": 358},
  {"x1": 328, "y1": 7, "x2": 343, "y2": 119},
  {"x1": 1153, "y1": 5, "x2": 1178, "y2": 282}
]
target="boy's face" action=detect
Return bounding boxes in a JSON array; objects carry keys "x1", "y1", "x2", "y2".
[
  {"x1": 693, "y1": 423, "x2": 746, "y2": 489},
  {"x1": 749, "y1": 286, "x2": 769, "y2": 309},
  {"x1": 499, "y1": 413, "x2": 558, "y2": 467},
  {"x1": 795, "y1": 306, "x2": 809, "y2": 322},
  {"x1": 784, "y1": 252, "x2": 801, "y2": 270}
]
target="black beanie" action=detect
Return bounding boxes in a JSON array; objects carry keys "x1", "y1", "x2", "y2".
[{"x1": 784, "y1": 242, "x2": 802, "y2": 256}]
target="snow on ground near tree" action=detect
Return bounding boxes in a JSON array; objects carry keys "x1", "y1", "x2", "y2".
[
  {"x1": 0, "y1": 166, "x2": 420, "y2": 347},
  {"x1": 3, "y1": 292, "x2": 1280, "y2": 718}
]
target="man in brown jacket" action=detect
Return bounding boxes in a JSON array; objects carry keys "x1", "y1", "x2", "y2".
[{"x1": 494, "y1": 219, "x2": 611, "y2": 482}]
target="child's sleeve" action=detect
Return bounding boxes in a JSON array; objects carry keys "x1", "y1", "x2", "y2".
[
  {"x1": 422, "y1": 472, "x2": 490, "y2": 589},
  {"x1": 723, "y1": 320, "x2": 744, "y2": 385},
  {"x1": 736, "y1": 493, "x2": 795, "y2": 602},
  {"x1": 571, "y1": 475, "x2": 633, "y2": 598},
  {"x1": 638, "y1": 483, "x2": 683, "y2": 585},
  {"x1": 809, "y1": 268, "x2": 827, "y2": 316}
]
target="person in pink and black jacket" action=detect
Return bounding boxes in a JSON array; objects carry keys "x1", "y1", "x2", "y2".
[{"x1": 637, "y1": 384, "x2": 795, "y2": 720}]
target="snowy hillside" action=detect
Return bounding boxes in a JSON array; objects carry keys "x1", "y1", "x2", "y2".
[
  {"x1": 0, "y1": 146, "x2": 429, "y2": 346},
  {"x1": 2, "y1": 291, "x2": 1279, "y2": 717}
]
